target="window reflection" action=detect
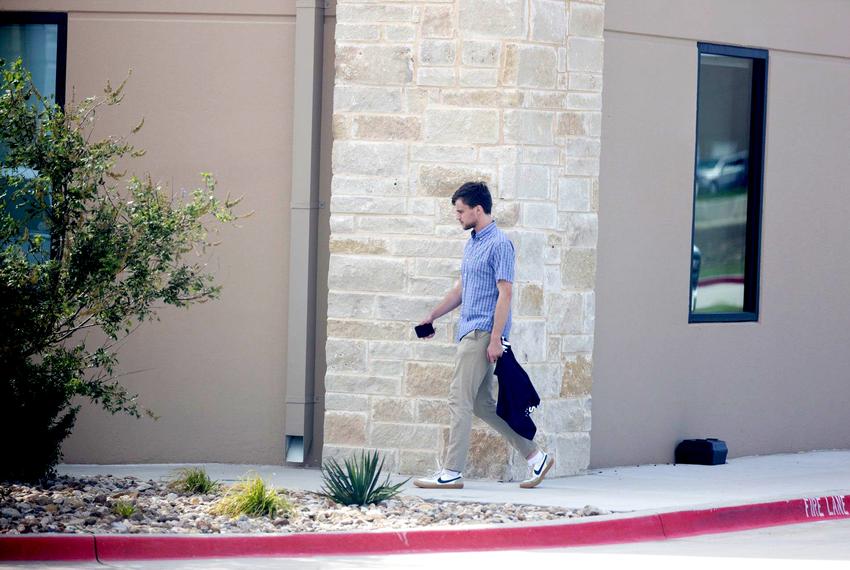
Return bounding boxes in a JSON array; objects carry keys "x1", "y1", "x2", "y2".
[{"x1": 691, "y1": 54, "x2": 753, "y2": 314}]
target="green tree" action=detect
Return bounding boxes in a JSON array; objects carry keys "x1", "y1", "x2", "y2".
[{"x1": 0, "y1": 60, "x2": 240, "y2": 482}]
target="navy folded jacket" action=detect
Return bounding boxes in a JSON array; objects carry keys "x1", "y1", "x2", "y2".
[{"x1": 494, "y1": 344, "x2": 540, "y2": 441}]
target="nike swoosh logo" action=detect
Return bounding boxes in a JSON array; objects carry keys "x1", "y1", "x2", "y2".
[
  {"x1": 437, "y1": 476, "x2": 462, "y2": 484},
  {"x1": 534, "y1": 456, "x2": 548, "y2": 476}
]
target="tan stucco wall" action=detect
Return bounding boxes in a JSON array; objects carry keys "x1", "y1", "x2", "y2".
[
  {"x1": 592, "y1": 0, "x2": 850, "y2": 467},
  {"x1": 0, "y1": 0, "x2": 331, "y2": 464}
]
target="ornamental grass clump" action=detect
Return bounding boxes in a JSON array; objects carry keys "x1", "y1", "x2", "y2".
[
  {"x1": 211, "y1": 474, "x2": 291, "y2": 518},
  {"x1": 111, "y1": 500, "x2": 136, "y2": 518},
  {"x1": 168, "y1": 467, "x2": 219, "y2": 494},
  {"x1": 319, "y1": 450, "x2": 408, "y2": 506}
]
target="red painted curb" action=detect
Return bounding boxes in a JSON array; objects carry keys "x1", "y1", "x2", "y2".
[
  {"x1": 2, "y1": 494, "x2": 849, "y2": 562},
  {"x1": 0, "y1": 534, "x2": 96, "y2": 562}
]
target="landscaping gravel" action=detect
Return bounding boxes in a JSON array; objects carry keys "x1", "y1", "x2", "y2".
[{"x1": 0, "y1": 475, "x2": 609, "y2": 534}]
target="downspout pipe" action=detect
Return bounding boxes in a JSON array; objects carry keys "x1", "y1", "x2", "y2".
[{"x1": 285, "y1": 0, "x2": 325, "y2": 464}]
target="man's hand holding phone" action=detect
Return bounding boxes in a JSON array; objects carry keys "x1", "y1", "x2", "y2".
[{"x1": 415, "y1": 320, "x2": 435, "y2": 339}]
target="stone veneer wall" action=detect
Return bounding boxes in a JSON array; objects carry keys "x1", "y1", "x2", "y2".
[{"x1": 324, "y1": 0, "x2": 603, "y2": 479}]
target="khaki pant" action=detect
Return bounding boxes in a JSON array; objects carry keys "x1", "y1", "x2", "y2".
[{"x1": 444, "y1": 330, "x2": 538, "y2": 473}]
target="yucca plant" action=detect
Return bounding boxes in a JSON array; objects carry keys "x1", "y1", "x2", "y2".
[
  {"x1": 319, "y1": 450, "x2": 408, "y2": 506},
  {"x1": 211, "y1": 474, "x2": 291, "y2": 518},
  {"x1": 168, "y1": 467, "x2": 219, "y2": 494}
]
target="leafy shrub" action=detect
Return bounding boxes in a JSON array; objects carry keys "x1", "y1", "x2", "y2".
[
  {"x1": 319, "y1": 450, "x2": 408, "y2": 506},
  {"x1": 111, "y1": 500, "x2": 136, "y2": 518},
  {"x1": 211, "y1": 474, "x2": 290, "y2": 518},
  {"x1": 0, "y1": 59, "x2": 239, "y2": 482},
  {"x1": 168, "y1": 467, "x2": 219, "y2": 494}
]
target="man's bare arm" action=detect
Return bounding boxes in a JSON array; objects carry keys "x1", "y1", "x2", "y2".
[
  {"x1": 487, "y1": 280, "x2": 512, "y2": 362},
  {"x1": 420, "y1": 280, "x2": 462, "y2": 328}
]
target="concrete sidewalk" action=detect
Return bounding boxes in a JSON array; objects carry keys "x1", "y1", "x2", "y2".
[{"x1": 59, "y1": 448, "x2": 850, "y2": 514}]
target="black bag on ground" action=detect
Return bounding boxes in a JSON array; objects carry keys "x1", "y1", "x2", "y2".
[
  {"x1": 494, "y1": 343, "x2": 540, "y2": 441},
  {"x1": 675, "y1": 438, "x2": 728, "y2": 465}
]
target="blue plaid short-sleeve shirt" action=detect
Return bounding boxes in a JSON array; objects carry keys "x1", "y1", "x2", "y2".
[{"x1": 457, "y1": 221, "x2": 515, "y2": 342}]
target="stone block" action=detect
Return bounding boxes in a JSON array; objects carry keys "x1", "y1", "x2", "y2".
[
  {"x1": 517, "y1": 45, "x2": 558, "y2": 88},
  {"x1": 339, "y1": 114, "x2": 421, "y2": 141},
  {"x1": 524, "y1": 362, "x2": 562, "y2": 399},
  {"x1": 422, "y1": 5, "x2": 454, "y2": 38},
  {"x1": 327, "y1": 319, "x2": 410, "y2": 341},
  {"x1": 330, "y1": 196, "x2": 406, "y2": 215},
  {"x1": 419, "y1": 164, "x2": 496, "y2": 197},
  {"x1": 561, "y1": 354, "x2": 592, "y2": 397},
  {"x1": 371, "y1": 397, "x2": 415, "y2": 423},
  {"x1": 462, "y1": 40, "x2": 501, "y2": 67},
  {"x1": 507, "y1": 319, "x2": 546, "y2": 363},
  {"x1": 500, "y1": 44, "x2": 519, "y2": 85},
  {"x1": 493, "y1": 201, "x2": 520, "y2": 227},
  {"x1": 408, "y1": 276, "x2": 455, "y2": 296},
  {"x1": 559, "y1": 212, "x2": 598, "y2": 247},
  {"x1": 374, "y1": 294, "x2": 438, "y2": 321},
  {"x1": 420, "y1": 40, "x2": 457, "y2": 66},
  {"x1": 416, "y1": 398, "x2": 451, "y2": 424},
  {"x1": 417, "y1": 67, "x2": 457, "y2": 87},
  {"x1": 538, "y1": 397, "x2": 591, "y2": 433},
  {"x1": 369, "y1": 341, "x2": 414, "y2": 360},
  {"x1": 566, "y1": 37, "x2": 604, "y2": 73},
  {"x1": 506, "y1": 230, "x2": 546, "y2": 281},
  {"x1": 465, "y1": 428, "x2": 509, "y2": 479},
  {"x1": 325, "y1": 392, "x2": 369, "y2": 413},
  {"x1": 331, "y1": 175, "x2": 406, "y2": 196},
  {"x1": 504, "y1": 110, "x2": 554, "y2": 145},
  {"x1": 564, "y1": 157, "x2": 600, "y2": 177},
  {"x1": 583, "y1": 291, "x2": 595, "y2": 334},
  {"x1": 389, "y1": 238, "x2": 465, "y2": 258},
  {"x1": 384, "y1": 24, "x2": 417, "y2": 42},
  {"x1": 565, "y1": 137, "x2": 601, "y2": 158},
  {"x1": 334, "y1": 85, "x2": 403, "y2": 113},
  {"x1": 405, "y1": 362, "x2": 454, "y2": 397},
  {"x1": 567, "y1": 92, "x2": 602, "y2": 111},
  {"x1": 556, "y1": 111, "x2": 591, "y2": 137},
  {"x1": 324, "y1": 411, "x2": 368, "y2": 446},
  {"x1": 370, "y1": 422, "x2": 442, "y2": 450},
  {"x1": 550, "y1": 432, "x2": 590, "y2": 476},
  {"x1": 522, "y1": 202, "x2": 557, "y2": 229},
  {"x1": 561, "y1": 334, "x2": 594, "y2": 354},
  {"x1": 459, "y1": 68, "x2": 500, "y2": 88},
  {"x1": 516, "y1": 165, "x2": 550, "y2": 199},
  {"x1": 522, "y1": 146, "x2": 561, "y2": 164},
  {"x1": 336, "y1": 4, "x2": 416, "y2": 23},
  {"x1": 517, "y1": 283, "x2": 544, "y2": 317},
  {"x1": 327, "y1": 291, "x2": 376, "y2": 319},
  {"x1": 335, "y1": 24, "x2": 381, "y2": 41},
  {"x1": 325, "y1": 373, "x2": 401, "y2": 396},
  {"x1": 328, "y1": 236, "x2": 389, "y2": 256},
  {"x1": 414, "y1": 258, "x2": 461, "y2": 278},
  {"x1": 561, "y1": 248, "x2": 596, "y2": 289},
  {"x1": 356, "y1": 215, "x2": 435, "y2": 235},
  {"x1": 330, "y1": 215, "x2": 355, "y2": 234},
  {"x1": 558, "y1": 177, "x2": 592, "y2": 211},
  {"x1": 569, "y1": 72, "x2": 603, "y2": 92},
  {"x1": 325, "y1": 338, "x2": 368, "y2": 373},
  {"x1": 328, "y1": 254, "x2": 406, "y2": 292},
  {"x1": 399, "y1": 450, "x2": 441, "y2": 475},
  {"x1": 458, "y1": 0, "x2": 526, "y2": 38},
  {"x1": 423, "y1": 109, "x2": 500, "y2": 144},
  {"x1": 569, "y1": 3, "x2": 604, "y2": 38},
  {"x1": 526, "y1": 91, "x2": 568, "y2": 109},
  {"x1": 336, "y1": 45, "x2": 413, "y2": 85},
  {"x1": 333, "y1": 141, "x2": 407, "y2": 176},
  {"x1": 411, "y1": 144, "x2": 478, "y2": 163},
  {"x1": 545, "y1": 291, "x2": 583, "y2": 335},
  {"x1": 369, "y1": 359, "x2": 404, "y2": 377},
  {"x1": 531, "y1": 0, "x2": 568, "y2": 43},
  {"x1": 404, "y1": 86, "x2": 441, "y2": 113}
]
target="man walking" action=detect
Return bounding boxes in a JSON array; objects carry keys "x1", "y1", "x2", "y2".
[{"x1": 413, "y1": 182, "x2": 553, "y2": 489}]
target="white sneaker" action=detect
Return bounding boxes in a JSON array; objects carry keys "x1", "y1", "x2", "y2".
[
  {"x1": 520, "y1": 452, "x2": 554, "y2": 489},
  {"x1": 413, "y1": 469, "x2": 464, "y2": 489}
]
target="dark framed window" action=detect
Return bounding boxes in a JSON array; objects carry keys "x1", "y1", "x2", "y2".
[
  {"x1": 689, "y1": 42, "x2": 767, "y2": 323},
  {"x1": 0, "y1": 12, "x2": 67, "y2": 260}
]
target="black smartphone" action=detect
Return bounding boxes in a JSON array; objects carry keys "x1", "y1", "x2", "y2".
[{"x1": 414, "y1": 323, "x2": 435, "y2": 338}]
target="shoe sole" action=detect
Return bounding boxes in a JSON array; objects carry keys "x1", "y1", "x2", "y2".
[
  {"x1": 519, "y1": 456, "x2": 555, "y2": 489},
  {"x1": 413, "y1": 480, "x2": 464, "y2": 489}
]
